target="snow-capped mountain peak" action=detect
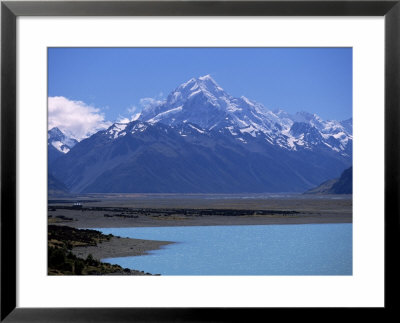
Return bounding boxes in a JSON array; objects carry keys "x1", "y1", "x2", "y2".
[
  {"x1": 48, "y1": 127, "x2": 64, "y2": 139},
  {"x1": 105, "y1": 122, "x2": 129, "y2": 139},
  {"x1": 164, "y1": 74, "x2": 227, "y2": 108},
  {"x1": 48, "y1": 127, "x2": 78, "y2": 154},
  {"x1": 179, "y1": 74, "x2": 224, "y2": 92},
  {"x1": 137, "y1": 75, "x2": 352, "y2": 156}
]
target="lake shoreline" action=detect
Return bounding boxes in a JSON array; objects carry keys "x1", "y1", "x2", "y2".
[
  {"x1": 48, "y1": 224, "x2": 173, "y2": 275},
  {"x1": 71, "y1": 235, "x2": 174, "y2": 263}
]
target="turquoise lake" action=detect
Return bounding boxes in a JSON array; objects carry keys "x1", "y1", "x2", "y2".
[{"x1": 97, "y1": 224, "x2": 352, "y2": 275}]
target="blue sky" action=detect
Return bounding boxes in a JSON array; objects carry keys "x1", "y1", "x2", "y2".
[{"x1": 48, "y1": 48, "x2": 352, "y2": 137}]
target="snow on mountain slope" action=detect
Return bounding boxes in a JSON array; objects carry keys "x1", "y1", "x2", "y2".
[
  {"x1": 48, "y1": 127, "x2": 78, "y2": 153},
  {"x1": 76, "y1": 75, "x2": 351, "y2": 158},
  {"x1": 138, "y1": 75, "x2": 352, "y2": 156},
  {"x1": 50, "y1": 117, "x2": 351, "y2": 194}
]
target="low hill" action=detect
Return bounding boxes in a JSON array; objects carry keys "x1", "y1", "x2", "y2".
[{"x1": 304, "y1": 167, "x2": 352, "y2": 194}]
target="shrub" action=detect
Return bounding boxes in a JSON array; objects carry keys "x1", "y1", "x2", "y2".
[
  {"x1": 86, "y1": 254, "x2": 99, "y2": 266},
  {"x1": 48, "y1": 247, "x2": 66, "y2": 268},
  {"x1": 74, "y1": 259, "x2": 85, "y2": 275},
  {"x1": 60, "y1": 261, "x2": 73, "y2": 272}
]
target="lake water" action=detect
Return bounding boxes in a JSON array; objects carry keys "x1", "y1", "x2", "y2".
[{"x1": 98, "y1": 224, "x2": 352, "y2": 275}]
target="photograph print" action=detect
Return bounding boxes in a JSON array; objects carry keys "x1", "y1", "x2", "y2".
[{"x1": 47, "y1": 48, "x2": 352, "y2": 276}]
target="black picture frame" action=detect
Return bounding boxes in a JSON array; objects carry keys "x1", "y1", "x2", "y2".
[{"x1": 1, "y1": 0, "x2": 399, "y2": 321}]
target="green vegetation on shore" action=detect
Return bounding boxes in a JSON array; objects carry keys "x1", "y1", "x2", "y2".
[{"x1": 48, "y1": 225, "x2": 148, "y2": 275}]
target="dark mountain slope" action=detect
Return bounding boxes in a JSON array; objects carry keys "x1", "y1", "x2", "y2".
[
  {"x1": 48, "y1": 173, "x2": 70, "y2": 196},
  {"x1": 304, "y1": 167, "x2": 352, "y2": 194},
  {"x1": 51, "y1": 121, "x2": 350, "y2": 194}
]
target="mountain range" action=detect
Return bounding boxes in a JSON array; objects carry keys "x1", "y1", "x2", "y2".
[{"x1": 48, "y1": 75, "x2": 352, "y2": 194}]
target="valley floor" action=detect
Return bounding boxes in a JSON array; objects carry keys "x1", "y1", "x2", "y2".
[{"x1": 48, "y1": 194, "x2": 352, "y2": 228}]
